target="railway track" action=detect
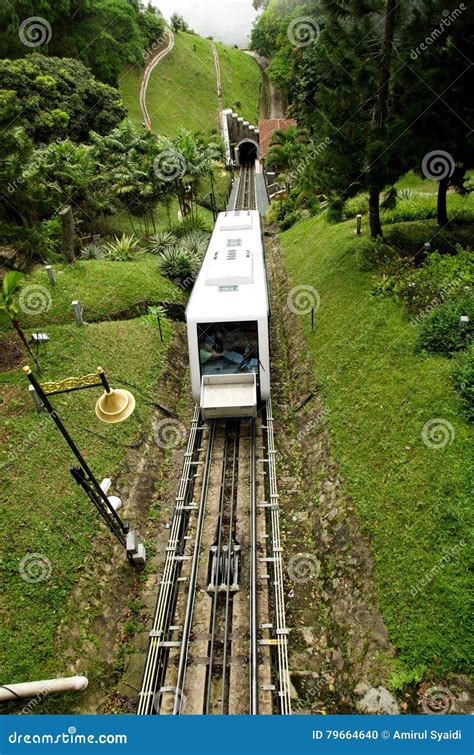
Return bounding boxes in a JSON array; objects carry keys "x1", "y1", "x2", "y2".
[
  {"x1": 235, "y1": 162, "x2": 256, "y2": 211},
  {"x1": 137, "y1": 402, "x2": 291, "y2": 716}
]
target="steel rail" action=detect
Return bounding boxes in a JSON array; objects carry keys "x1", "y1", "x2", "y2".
[
  {"x1": 204, "y1": 424, "x2": 230, "y2": 714},
  {"x1": 220, "y1": 423, "x2": 239, "y2": 713},
  {"x1": 137, "y1": 404, "x2": 202, "y2": 715},
  {"x1": 172, "y1": 420, "x2": 216, "y2": 714},
  {"x1": 264, "y1": 399, "x2": 292, "y2": 715},
  {"x1": 249, "y1": 418, "x2": 259, "y2": 714}
]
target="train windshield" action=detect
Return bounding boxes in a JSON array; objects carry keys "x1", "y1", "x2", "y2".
[{"x1": 198, "y1": 321, "x2": 259, "y2": 377}]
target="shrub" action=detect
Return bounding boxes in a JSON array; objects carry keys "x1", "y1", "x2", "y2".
[
  {"x1": 344, "y1": 193, "x2": 369, "y2": 218},
  {"x1": 157, "y1": 247, "x2": 196, "y2": 280},
  {"x1": 280, "y1": 209, "x2": 303, "y2": 230},
  {"x1": 173, "y1": 214, "x2": 212, "y2": 237},
  {"x1": 148, "y1": 231, "x2": 177, "y2": 255},
  {"x1": 102, "y1": 234, "x2": 141, "y2": 261},
  {"x1": 415, "y1": 296, "x2": 474, "y2": 356},
  {"x1": 393, "y1": 250, "x2": 473, "y2": 314},
  {"x1": 355, "y1": 238, "x2": 399, "y2": 271},
  {"x1": 80, "y1": 241, "x2": 104, "y2": 260},
  {"x1": 453, "y1": 344, "x2": 474, "y2": 420},
  {"x1": 179, "y1": 231, "x2": 210, "y2": 260}
]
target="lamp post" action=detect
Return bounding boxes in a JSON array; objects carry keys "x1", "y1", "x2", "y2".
[{"x1": 23, "y1": 365, "x2": 146, "y2": 565}]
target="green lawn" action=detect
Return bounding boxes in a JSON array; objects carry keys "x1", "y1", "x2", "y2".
[
  {"x1": 0, "y1": 314, "x2": 173, "y2": 684},
  {"x1": 280, "y1": 215, "x2": 472, "y2": 680},
  {"x1": 118, "y1": 32, "x2": 262, "y2": 136},
  {"x1": 8, "y1": 256, "x2": 180, "y2": 331},
  {"x1": 216, "y1": 43, "x2": 261, "y2": 124}
]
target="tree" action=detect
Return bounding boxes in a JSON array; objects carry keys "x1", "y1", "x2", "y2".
[
  {"x1": 0, "y1": 272, "x2": 40, "y2": 369},
  {"x1": 170, "y1": 14, "x2": 189, "y2": 33},
  {"x1": 0, "y1": 55, "x2": 125, "y2": 145},
  {"x1": 392, "y1": 0, "x2": 474, "y2": 227}
]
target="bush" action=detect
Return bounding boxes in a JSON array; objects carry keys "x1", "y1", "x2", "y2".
[
  {"x1": 344, "y1": 193, "x2": 369, "y2": 218},
  {"x1": 393, "y1": 250, "x2": 473, "y2": 314},
  {"x1": 179, "y1": 231, "x2": 210, "y2": 260},
  {"x1": 355, "y1": 238, "x2": 399, "y2": 271},
  {"x1": 157, "y1": 247, "x2": 196, "y2": 280},
  {"x1": 173, "y1": 213, "x2": 212, "y2": 237},
  {"x1": 415, "y1": 296, "x2": 474, "y2": 356},
  {"x1": 102, "y1": 234, "x2": 142, "y2": 261},
  {"x1": 80, "y1": 241, "x2": 104, "y2": 260},
  {"x1": 280, "y1": 210, "x2": 303, "y2": 230},
  {"x1": 453, "y1": 344, "x2": 474, "y2": 420},
  {"x1": 148, "y1": 231, "x2": 177, "y2": 255}
]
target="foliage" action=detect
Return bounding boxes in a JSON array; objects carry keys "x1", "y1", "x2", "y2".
[
  {"x1": 102, "y1": 234, "x2": 142, "y2": 261},
  {"x1": 415, "y1": 296, "x2": 474, "y2": 357},
  {"x1": 393, "y1": 251, "x2": 473, "y2": 314},
  {"x1": 170, "y1": 13, "x2": 189, "y2": 33},
  {"x1": 157, "y1": 247, "x2": 197, "y2": 280},
  {"x1": 0, "y1": 55, "x2": 125, "y2": 144},
  {"x1": 453, "y1": 344, "x2": 474, "y2": 421},
  {"x1": 80, "y1": 241, "x2": 105, "y2": 260},
  {"x1": 0, "y1": 1, "x2": 165, "y2": 86},
  {"x1": 355, "y1": 238, "x2": 399, "y2": 272},
  {"x1": 178, "y1": 231, "x2": 210, "y2": 260},
  {"x1": 280, "y1": 212, "x2": 472, "y2": 676},
  {"x1": 172, "y1": 212, "x2": 213, "y2": 237},
  {"x1": 148, "y1": 231, "x2": 177, "y2": 255}
]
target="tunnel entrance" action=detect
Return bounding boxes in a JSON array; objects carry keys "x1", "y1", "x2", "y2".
[{"x1": 238, "y1": 140, "x2": 258, "y2": 165}]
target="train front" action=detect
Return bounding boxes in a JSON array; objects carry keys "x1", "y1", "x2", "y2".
[{"x1": 186, "y1": 210, "x2": 270, "y2": 420}]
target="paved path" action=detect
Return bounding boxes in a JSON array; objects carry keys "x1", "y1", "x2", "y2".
[{"x1": 140, "y1": 29, "x2": 175, "y2": 130}]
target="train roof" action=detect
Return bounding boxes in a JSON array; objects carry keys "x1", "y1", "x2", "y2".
[{"x1": 186, "y1": 210, "x2": 269, "y2": 324}]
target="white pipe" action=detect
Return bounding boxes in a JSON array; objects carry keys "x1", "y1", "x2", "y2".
[{"x1": 0, "y1": 676, "x2": 88, "y2": 702}]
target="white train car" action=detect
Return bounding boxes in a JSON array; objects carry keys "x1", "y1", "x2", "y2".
[{"x1": 186, "y1": 210, "x2": 270, "y2": 419}]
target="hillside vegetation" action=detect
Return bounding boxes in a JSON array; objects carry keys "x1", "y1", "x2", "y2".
[{"x1": 119, "y1": 32, "x2": 261, "y2": 135}]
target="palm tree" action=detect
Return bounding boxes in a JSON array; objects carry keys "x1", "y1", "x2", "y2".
[
  {"x1": 267, "y1": 126, "x2": 309, "y2": 189},
  {"x1": 0, "y1": 272, "x2": 40, "y2": 369}
]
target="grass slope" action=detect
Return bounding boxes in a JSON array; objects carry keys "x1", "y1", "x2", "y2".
[
  {"x1": 118, "y1": 32, "x2": 262, "y2": 135},
  {"x1": 216, "y1": 44, "x2": 261, "y2": 124},
  {"x1": 0, "y1": 257, "x2": 180, "y2": 683},
  {"x1": 280, "y1": 215, "x2": 472, "y2": 679}
]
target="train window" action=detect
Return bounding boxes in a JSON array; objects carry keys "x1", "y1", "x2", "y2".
[{"x1": 198, "y1": 321, "x2": 259, "y2": 377}]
